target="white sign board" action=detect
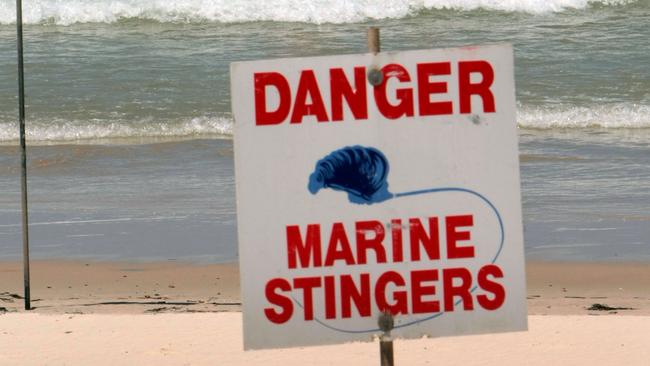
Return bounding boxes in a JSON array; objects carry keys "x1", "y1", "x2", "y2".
[{"x1": 231, "y1": 44, "x2": 526, "y2": 350}]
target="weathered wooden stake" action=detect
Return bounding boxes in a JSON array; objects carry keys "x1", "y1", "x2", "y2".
[
  {"x1": 368, "y1": 27, "x2": 393, "y2": 365},
  {"x1": 378, "y1": 311, "x2": 395, "y2": 366},
  {"x1": 367, "y1": 27, "x2": 384, "y2": 87},
  {"x1": 367, "y1": 27, "x2": 380, "y2": 54}
]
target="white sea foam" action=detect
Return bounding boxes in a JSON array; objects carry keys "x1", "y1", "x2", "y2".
[
  {"x1": 517, "y1": 104, "x2": 650, "y2": 129},
  {"x1": 0, "y1": 115, "x2": 233, "y2": 144},
  {"x1": 0, "y1": 0, "x2": 640, "y2": 25},
  {"x1": 1, "y1": 104, "x2": 648, "y2": 144}
]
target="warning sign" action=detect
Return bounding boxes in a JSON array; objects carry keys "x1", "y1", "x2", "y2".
[{"x1": 231, "y1": 44, "x2": 526, "y2": 350}]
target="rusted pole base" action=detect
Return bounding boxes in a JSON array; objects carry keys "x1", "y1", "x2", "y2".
[
  {"x1": 380, "y1": 339, "x2": 394, "y2": 366},
  {"x1": 378, "y1": 311, "x2": 394, "y2": 366}
]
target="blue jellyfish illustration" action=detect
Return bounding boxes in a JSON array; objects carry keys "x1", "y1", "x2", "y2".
[
  {"x1": 302, "y1": 144, "x2": 506, "y2": 334},
  {"x1": 308, "y1": 146, "x2": 393, "y2": 204}
]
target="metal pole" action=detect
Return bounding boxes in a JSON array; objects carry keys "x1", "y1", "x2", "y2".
[
  {"x1": 378, "y1": 311, "x2": 395, "y2": 366},
  {"x1": 16, "y1": 0, "x2": 31, "y2": 311}
]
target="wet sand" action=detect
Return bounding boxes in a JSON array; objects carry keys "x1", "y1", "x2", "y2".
[
  {"x1": 1, "y1": 260, "x2": 648, "y2": 315},
  {"x1": 526, "y1": 261, "x2": 650, "y2": 315},
  {"x1": 0, "y1": 260, "x2": 240, "y2": 314}
]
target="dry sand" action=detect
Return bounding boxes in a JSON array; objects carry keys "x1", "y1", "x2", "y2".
[
  {"x1": 1, "y1": 260, "x2": 650, "y2": 365},
  {"x1": 1, "y1": 314, "x2": 649, "y2": 365}
]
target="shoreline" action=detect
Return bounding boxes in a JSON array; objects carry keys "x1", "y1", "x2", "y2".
[{"x1": 1, "y1": 260, "x2": 648, "y2": 315}]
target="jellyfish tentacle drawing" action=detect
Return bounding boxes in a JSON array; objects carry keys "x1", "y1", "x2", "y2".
[{"x1": 303, "y1": 145, "x2": 505, "y2": 334}]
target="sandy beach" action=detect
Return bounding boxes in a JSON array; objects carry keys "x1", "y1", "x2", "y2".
[
  {"x1": 2, "y1": 260, "x2": 649, "y2": 315},
  {"x1": 1, "y1": 260, "x2": 649, "y2": 364},
  {"x1": 0, "y1": 260, "x2": 241, "y2": 314},
  {"x1": 1, "y1": 314, "x2": 649, "y2": 365},
  {"x1": 2, "y1": 0, "x2": 649, "y2": 364}
]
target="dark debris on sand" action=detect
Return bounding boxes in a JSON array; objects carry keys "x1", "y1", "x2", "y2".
[
  {"x1": 146, "y1": 306, "x2": 184, "y2": 313},
  {"x1": 588, "y1": 303, "x2": 635, "y2": 311},
  {"x1": 0, "y1": 292, "x2": 24, "y2": 302}
]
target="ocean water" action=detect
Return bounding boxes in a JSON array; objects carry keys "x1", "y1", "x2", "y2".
[{"x1": 0, "y1": 0, "x2": 649, "y2": 262}]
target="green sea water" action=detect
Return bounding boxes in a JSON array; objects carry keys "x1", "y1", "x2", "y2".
[{"x1": 0, "y1": 0, "x2": 648, "y2": 261}]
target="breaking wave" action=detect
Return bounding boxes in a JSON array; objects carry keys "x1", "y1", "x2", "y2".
[
  {"x1": 1, "y1": 104, "x2": 648, "y2": 144},
  {"x1": 0, "y1": 0, "x2": 641, "y2": 25},
  {"x1": 0, "y1": 115, "x2": 233, "y2": 144},
  {"x1": 517, "y1": 104, "x2": 650, "y2": 129}
]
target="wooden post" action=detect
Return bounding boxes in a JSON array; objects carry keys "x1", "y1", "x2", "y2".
[
  {"x1": 16, "y1": 0, "x2": 31, "y2": 311},
  {"x1": 367, "y1": 27, "x2": 384, "y2": 87},
  {"x1": 368, "y1": 27, "x2": 393, "y2": 364},
  {"x1": 367, "y1": 27, "x2": 380, "y2": 54},
  {"x1": 378, "y1": 311, "x2": 395, "y2": 366}
]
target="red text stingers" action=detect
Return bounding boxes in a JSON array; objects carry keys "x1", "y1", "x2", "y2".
[{"x1": 264, "y1": 214, "x2": 505, "y2": 324}]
